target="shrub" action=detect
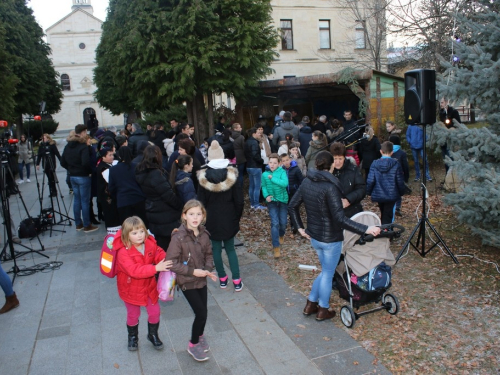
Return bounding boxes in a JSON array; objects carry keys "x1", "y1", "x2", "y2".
[{"x1": 22, "y1": 120, "x2": 59, "y2": 145}]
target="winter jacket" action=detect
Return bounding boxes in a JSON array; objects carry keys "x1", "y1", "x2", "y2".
[
  {"x1": 219, "y1": 138, "x2": 235, "y2": 160},
  {"x1": 284, "y1": 160, "x2": 304, "y2": 198},
  {"x1": 175, "y1": 170, "x2": 197, "y2": 204},
  {"x1": 108, "y1": 162, "x2": 146, "y2": 208},
  {"x1": 60, "y1": 135, "x2": 90, "y2": 176},
  {"x1": 262, "y1": 166, "x2": 289, "y2": 204},
  {"x1": 149, "y1": 129, "x2": 168, "y2": 155},
  {"x1": 288, "y1": 170, "x2": 368, "y2": 243},
  {"x1": 358, "y1": 135, "x2": 381, "y2": 170},
  {"x1": 392, "y1": 147, "x2": 410, "y2": 183},
  {"x1": 166, "y1": 224, "x2": 214, "y2": 291},
  {"x1": 114, "y1": 230, "x2": 166, "y2": 306},
  {"x1": 18, "y1": 140, "x2": 33, "y2": 164},
  {"x1": 37, "y1": 142, "x2": 61, "y2": 171},
  {"x1": 166, "y1": 150, "x2": 202, "y2": 190},
  {"x1": 273, "y1": 121, "x2": 300, "y2": 146},
  {"x1": 128, "y1": 128, "x2": 150, "y2": 158},
  {"x1": 366, "y1": 157, "x2": 406, "y2": 202},
  {"x1": 406, "y1": 125, "x2": 425, "y2": 150},
  {"x1": 96, "y1": 161, "x2": 121, "y2": 228},
  {"x1": 135, "y1": 167, "x2": 183, "y2": 237},
  {"x1": 197, "y1": 166, "x2": 243, "y2": 241},
  {"x1": 244, "y1": 137, "x2": 264, "y2": 169},
  {"x1": 312, "y1": 121, "x2": 327, "y2": 134},
  {"x1": 332, "y1": 158, "x2": 366, "y2": 218},
  {"x1": 231, "y1": 130, "x2": 246, "y2": 164},
  {"x1": 299, "y1": 126, "x2": 313, "y2": 157},
  {"x1": 305, "y1": 139, "x2": 326, "y2": 170}
]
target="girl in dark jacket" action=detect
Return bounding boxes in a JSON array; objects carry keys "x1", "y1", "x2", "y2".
[
  {"x1": 288, "y1": 151, "x2": 380, "y2": 321},
  {"x1": 197, "y1": 142, "x2": 244, "y2": 291},
  {"x1": 330, "y1": 142, "x2": 366, "y2": 218},
  {"x1": 135, "y1": 145, "x2": 183, "y2": 251},
  {"x1": 358, "y1": 126, "x2": 381, "y2": 180},
  {"x1": 36, "y1": 133, "x2": 61, "y2": 197},
  {"x1": 96, "y1": 148, "x2": 121, "y2": 234},
  {"x1": 170, "y1": 154, "x2": 196, "y2": 204},
  {"x1": 304, "y1": 131, "x2": 327, "y2": 170}
]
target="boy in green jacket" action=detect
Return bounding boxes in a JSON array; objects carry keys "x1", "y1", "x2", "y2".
[{"x1": 262, "y1": 153, "x2": 289, "y2": 258}]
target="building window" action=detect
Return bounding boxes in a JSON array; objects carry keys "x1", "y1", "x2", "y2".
[
  {"x1": 355, "y1": 21, "x2": 366, "y2": 49},
  {"x1": 61, "y1": 74, "x2": 71, "y2": 91},
  {"x1": 280, "y1": 20, "x2": 293, "y2": 50},
  {"x1": 79, "y1": 43, "x2": 86, "y2": 50},
  {"x1": 319, "y1": 20, "x2": 331, "y2": 49}
]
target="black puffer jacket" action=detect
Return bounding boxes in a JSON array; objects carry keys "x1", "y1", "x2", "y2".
[
  {"x1": 197, "y1": 166, "x2": 243, "y2": 241},
  {"x1": 366, "y1": 157, "x2": 406, "y2": 203},
  {"x1": 244, "y1": 137, "x2": 263, "y2": 169},
  {"x1": 135, "y1": 167, "x2": 183, "y2": 236},
  {"x1": 61, "y1": 135, "x2": 91, "y2": 177},
  {"x1": 128, "y1": 128, "x2": 149, "y2": 158},
  {"x1": 332, "y1": 158, "x2": 366, "y2": 218},
  {"x1": 288, "y1": 170, "x2": 368, "y2": 243}
]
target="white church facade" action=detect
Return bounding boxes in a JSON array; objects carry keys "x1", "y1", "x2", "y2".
[{"x1": 46, "y1": 0, "x2": 122, "y2": 131}]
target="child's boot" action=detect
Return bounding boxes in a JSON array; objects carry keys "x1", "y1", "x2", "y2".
[
  {"x1": 127, "y1": 324, "x2": 139, "y2": 351},
  {"x1": 147, "y1": 322, "x2": 164, "y2": 350},
  {"x1": 273, "y1": 247, "x2": 281, "y2": 258}
]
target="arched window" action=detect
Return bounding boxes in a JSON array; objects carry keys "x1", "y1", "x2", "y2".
[{"x1": 61, "y1": 74, "x2": 71, "y2": 91}]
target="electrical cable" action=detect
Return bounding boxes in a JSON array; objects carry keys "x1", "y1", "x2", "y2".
[{"x1": 5, "y1": 261, "x2": 63, "y2": 276}]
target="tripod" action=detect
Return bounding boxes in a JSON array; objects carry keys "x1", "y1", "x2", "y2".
[
  {"x1": 36, "y1": 147, "x2": 73, "y2": 236},
  {"x1": 0, "y1": 156, "x2": 47, "y2": 283},
  {"x1": 395, "y1": 124, "x2": 458, "y2": 264}
]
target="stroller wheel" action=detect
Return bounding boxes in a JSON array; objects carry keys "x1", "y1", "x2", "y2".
[
  {"x1": 340, "y1": 305, "x2": 356, "y2": 328},
  {"x1": 383, "y1": 293, "x2": 400, "y2": 315}
]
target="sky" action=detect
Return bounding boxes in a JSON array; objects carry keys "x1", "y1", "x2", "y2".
[{"x1": 28, "y1": 0, "x2": 109, "y2": 32}]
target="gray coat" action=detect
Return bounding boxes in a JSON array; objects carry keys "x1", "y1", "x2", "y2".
[
  {"x1": 273, "y1": 121, "x2": 299, "y2": 146},
  {"x1": 18, "y1": 141, "x2": 33, "y2": 164}
]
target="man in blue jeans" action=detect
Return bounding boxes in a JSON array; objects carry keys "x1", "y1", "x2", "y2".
[
  {"x1": 406, "y1": 124, "x2": 431, "y2": 182},
  {"x1": 61, "y1": 124, "x2": 98, "y2": 233}
]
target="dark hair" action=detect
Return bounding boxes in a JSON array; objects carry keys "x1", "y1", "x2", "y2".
[
  {"x1": 176, "y1": 133, "x2": 189, "y2": 142},
  {"x1": 137, "y1": 145, "x2": 163, "y2": 172},
  {"x1": 312, "y1": 130, "x2": 327, "y2": 146},
  {"x1": 381, "y1": 141, "x2": 394, "y2": 154},
  {"x1": 315, "y1": 151, "x2": 333, "y2": 171},
  {"x1": 285, "y1": 133, "x2": 294, "y2": 151},
  {"x1": 150, "y1": 123, "x2": 162, "y2": 139},
  {"x1": 117, "y1": 146, "x2": 133, "y2": 167},
  {"x1": 169, "y1": 154, "x2": 193, "y2": 192},
  {"x1": 330, "y1": 119, "x2": 341, "y2": 129},
  {"x1": 247, "y1": 127, "x2": 258, "y2": 137},
  {"x1": 223, "y1": 129, "x2": 232, "y2": 142},
  {"x1": 98, "y1": 147, "x2": 113, "y2": 159},
  {"x1": 115, "y1": 135, "x2": 127, "y2": 147},
  {"x1": 269, "y1": 153, "x2": 280, "y2": 161},
  {"x1": 283, "y1": 111, "x2": 292, "y2": 121},
  {"x1": 329, "y1": 142, "x2": 346, "y2": 157},
  {"x1": 179, "y1": 123, "x2": 190, "y2": 132},
  {"x1": 178, "y1": 138, "x2": 195, "y2": 156},
  {"x1": 389, "y1": 135, "x2": 401, "y2": 145}
]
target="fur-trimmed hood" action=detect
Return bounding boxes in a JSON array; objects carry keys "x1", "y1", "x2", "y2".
[
  {"x1": 197, "y1": 166, "x2": 238, "y2": 193},
  {"x1": 66, "y1": 134, "x2": 88, "y2": 144}
]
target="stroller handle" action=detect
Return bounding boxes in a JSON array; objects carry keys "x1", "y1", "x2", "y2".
[{"x1": 356, "y1": 224, "x2": 405, "y2": 245}]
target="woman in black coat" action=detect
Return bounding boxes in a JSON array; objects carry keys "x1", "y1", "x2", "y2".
[
  {"x1": 95, "y1": 147, "x2": 121, "y2": 233},
  {"x1": 358, "y1": 126, "x2": 381, "y2": 180},
  {"x1": 288, "y1": 151, "x2": 380, "y2": 321},
  {"x1": 330, "y1": 142, "x2": 366, "y2": 218},
  {"x1": 197, "y1": 149, "x2": 244, "y2": 290},
  {"x1": 135, "y1": 145, "x2": 183, "y2": 251}
]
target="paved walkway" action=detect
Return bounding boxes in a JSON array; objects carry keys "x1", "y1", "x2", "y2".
[{"x1": 0, "y1": 135, "x2": 390, "y2": 375}]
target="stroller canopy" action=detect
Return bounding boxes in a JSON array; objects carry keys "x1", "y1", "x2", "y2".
[{"x1": 342, "y1": 211, "x2": 395, "y2": 277}]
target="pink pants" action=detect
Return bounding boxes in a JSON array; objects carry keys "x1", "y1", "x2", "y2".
[{"x1": 124, "y1": 298, "x2": 160, "y2": 326}]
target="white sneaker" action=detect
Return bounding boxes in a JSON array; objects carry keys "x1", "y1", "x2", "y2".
[
  {"x1": 26, "y1": 179, "x2": 31, "y2": 183},
  {"x1": 17, "y1": 179, "x2": 23, "y2": 184}
]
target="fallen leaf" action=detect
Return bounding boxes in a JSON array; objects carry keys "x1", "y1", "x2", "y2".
[
  {"x1": 297, "y1": 324, "x2": 306, "y2": 329},
  {"x1": 113, "y1": 363, "x2": 119, "y2": 369}
]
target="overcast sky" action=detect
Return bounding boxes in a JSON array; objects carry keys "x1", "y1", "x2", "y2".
[{"x1": 28, "y1": 0, "x2": 109, "y2": 32}]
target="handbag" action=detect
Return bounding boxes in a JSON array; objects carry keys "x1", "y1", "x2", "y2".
[{"x1": 157, "y1": 270, "x2": 176, "y2": 302}]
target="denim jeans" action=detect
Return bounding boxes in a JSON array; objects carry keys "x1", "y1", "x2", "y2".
[
  {"x1": 18, "y1": 162, "x2": 31, "y2": 180},
  {"x1": 0, "y1": 258, "x2": 14, "y2": 297},
  {"x1": 211, "y1": 238, "x2": 240, "y2": 280},
  {"x1": 411, "y1": 148, "x2": 430, "y2": 180},
  {"x1": 246, "y1": 168, "x2": 262, "y2": 207},
  {"x1": 70, "y1": 176, "x2": 91, "y2": 227},
  {"x1": 308, "y1": 238, "x2": 342, "y2": 308},
  {"x1": 268, "y1": 201, "x2": 288, "y2": 247}
]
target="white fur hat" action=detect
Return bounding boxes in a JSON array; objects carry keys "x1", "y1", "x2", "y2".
[{"x1": 208, "y1": 140, "x2": 225, "y2": 161}]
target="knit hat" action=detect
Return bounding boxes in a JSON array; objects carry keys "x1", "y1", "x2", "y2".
[
  {"x1": 94, "y1": 128, "x2": 105, "y2": 139},
  {"x1": 208, "y1": 140, "x2": 224, "y2": 161},
  {"x1": 389, "y1": 134, "x2": 401, "y2": 145}
]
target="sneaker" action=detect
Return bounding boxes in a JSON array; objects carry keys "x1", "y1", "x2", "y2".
[
  {"x1": 83, "y1": 225, "x2": 98, "y2": 233},
  {"x1": 254, "y1": 205, "x2": 267, "y2": 210},
  {"x1": 198, "y1": 335, "x2": 210, "y2": 352},
  {"x1": 188, "y1": 342, "x2": 209, "y2": 361},
  {"x1": 17, "y1": 179, "x2": 23, "y2": 184},
  {"x1": 413, "y1": 177, "x2": 420, "y2": 182},
  {"x1": 427, "y1": 177, "x2": 433, "y2": 182},
  {"x1": 233, "y1": 279, "x2": 243, "y2": 292},
  {"x1": 12, "y1": 237, "x2": 22, "y2": 244},
  {"x1": 76, "y1": 224, "x2": 84, "y2": 231},
  {"x1": 219, "y1": 276, "x2": 228, "y2": 289},
  {"x1": 26, "y1": 179, "x2": 31, "y2": 183}
]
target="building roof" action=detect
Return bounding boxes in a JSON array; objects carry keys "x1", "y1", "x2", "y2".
[{"x1": 46, "y1": 8, "x2": 103, "y2": 32}]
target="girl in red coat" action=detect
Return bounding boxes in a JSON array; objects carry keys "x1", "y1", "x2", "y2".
[{"x1": 114, "y1": 216, "x2": 172, "y2": 351}]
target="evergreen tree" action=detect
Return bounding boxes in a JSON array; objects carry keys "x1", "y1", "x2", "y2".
[
  {"x1": 95, "y1": 0, "x2": 279, "y2": 143},
  {"x1": 0, "y1": 24, "x2": 19, "y2": 122},
  {"x1": 433, "y1": 0, "x2": 500, "y2": 246}
]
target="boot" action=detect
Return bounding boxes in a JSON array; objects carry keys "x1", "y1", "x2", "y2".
[
  {"x1": 273, "y1": 247, "x2": 281, "y2": 258},
  {"x1": 279, "y1": 236, "x2": 284, "y2": 245},
  {"x1": 303, "y1": 299, "x2": 318, "y2": 316},
  {"x1": 316, "y1": 307, "x2": 336, "y2": 321},
  {"x1": 147, "y1": 322, "x2": 164, "y2": 350},
  {"x1": 127, "y1": 324, "x2": 139, "y2": 351},
  {"x1": 0, "y1": 292, "x2": 20, "y2": 314}
]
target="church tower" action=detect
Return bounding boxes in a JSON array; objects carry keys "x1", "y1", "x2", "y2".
[{"x1": 71, "y1": 0, "x2": 93, "y2": 15}]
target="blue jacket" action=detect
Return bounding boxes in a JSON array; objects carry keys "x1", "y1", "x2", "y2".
[
  {"x1": 406, "y1": 125, "x2": 425, "y2": 150},
  {"x1": 175, "y1": 170, "x2": 197, "y2": 204},
  {"x1": 366, "y1": 157, "x2": 406, "y2": 203},
  {"x1": 108, "y1": 162, "x2": 146, "y2": 208},
  {"x1": 284, "y1": 160, "x2": 304, "y2": 198}
]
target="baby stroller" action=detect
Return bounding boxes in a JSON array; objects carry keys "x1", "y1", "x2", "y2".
[{"x1": 335, "y1": 211, "x2": 404, "y2": 328}]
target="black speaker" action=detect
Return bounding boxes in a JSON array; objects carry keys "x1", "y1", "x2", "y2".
[{"x1": 404, "y1": 69, "x2": 436, "y2": 125}]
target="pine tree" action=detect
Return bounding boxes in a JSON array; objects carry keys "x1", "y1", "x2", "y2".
[
  {"x1": 433, "y1": 0, "x2": 500, "y2": 246},
  {"x1": 94, "y1": 0, "x2": 279, "y2": 143}
]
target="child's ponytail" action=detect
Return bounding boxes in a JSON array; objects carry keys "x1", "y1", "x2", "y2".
[{"x1": 169, "y1": 154, "x2": 193, "y2": 193}]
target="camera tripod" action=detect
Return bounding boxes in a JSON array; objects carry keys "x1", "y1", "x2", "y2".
[
  {"x1": 34, "y1": 147, "x2": 73, "y2": 236},
  {"x1": 0, "y1": 157, "x2": 47, "y2": 283},
  {"x1": 395, "y1": 124, "x2": 458, "y2": 264}
]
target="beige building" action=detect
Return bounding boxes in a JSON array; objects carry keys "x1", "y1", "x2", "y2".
[{"x1": 46, "y1": 0, "x2": 122, "y2": 130}]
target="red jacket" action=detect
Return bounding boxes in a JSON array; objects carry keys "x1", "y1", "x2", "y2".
[{"x1": 114, "y1": 230, "x2": 166, "y2": 306}]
